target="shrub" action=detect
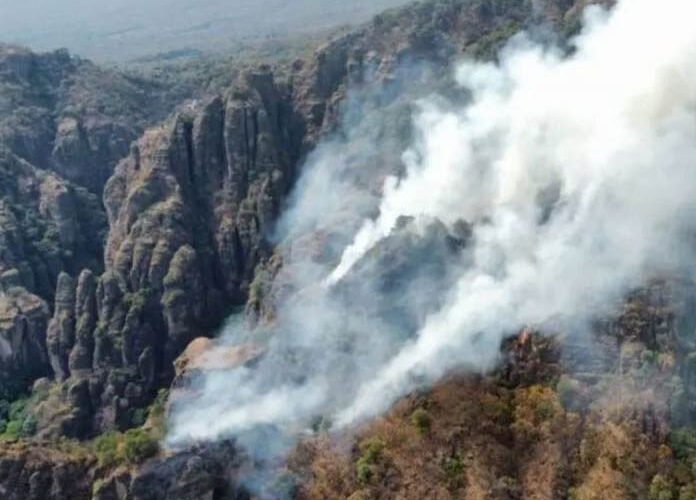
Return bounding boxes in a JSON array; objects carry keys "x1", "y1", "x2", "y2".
[
  {"x1": 480, "y1": 393, "x2": 511, "y2": 423},
  {"x1": 519, "y1": 385, "x2": 557, "y2": 420},
  {"x1": 562, "y1": 14, "x2": 582, "y2": 39},
  {"x1": 512, "y1": 385, "x2": 559, "y2": 443},
  {"x1": 94, "y1": 428, "x2": 159, "y2": 467},
  {"x1": 641, "y1": 349, "x2": 657, "y2": 365},
  {"x1": 649, "y1": 474, "x2": 674, "y2": 500},
  {"x1": 658, "y1": 353, "x2": 676, "y2": 371},
  {"x1": 359, "y1": 438, "x2": 383, "y2": 463},
  {"x1": 94, "y1": 431, "x2": 121, "y2": 467},
  {"x1": 356, "y1": 438, "x2": 384, "y2": 484},
  {"x1": 410, "y1": 408, "x2": 431, "y2": 435},
  {"x1": 123, "y1": 428, "x2": 158, "y2": 464},
  {"x1": 92, "y1": 479, "x2": 105, "y2": 496},
  {"x1": 473, "y1": 22, "x2": 521, "y2": 59},
  {"x1": 669, "y1": 428, "x2": 696, "y2": 461},
  {"x1": 0, "y1": 396, "x2": 30, "y2": 440},
  {"x1": 679, "y1": 486, "x2": 696, "y2": 500},
  {"x1": 4, "y1": 420, "x2": 22, "y2": 440},
  {"x1": 150, "y1": 388, "x2": 169, "y2": 417},
  {"x1": 495, "y1": 476, "x2": 519, "y2": 496},
  {"x1": 443, "y1": 454, "x2": 464, "y2": 480},
  {"x1": 9, "y1": 397, "x2": 27, "y2": 421},
  {"x1": 310, "y1": 415, "x2": 332, "y2": 434},
  {"x1": 556, "y1": 376, "x2": 583, "y2": 412},
  {"x1": 356, "y1": 461, "x2": 372, "y2": 484},
  {"x1": 123, "y1": 288, "x2": 149, "y2": 312}
]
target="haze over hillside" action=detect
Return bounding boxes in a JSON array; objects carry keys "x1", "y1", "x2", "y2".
[{"x1": 0, "y1": 0, "x2": 414, "y2": 62}]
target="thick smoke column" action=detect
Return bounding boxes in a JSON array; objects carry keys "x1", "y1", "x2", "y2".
[
  {"x1": 169, "y1": 0, "x2": 696, "y2": 449},
  {"x1": 335, "y1": 0, "x2": 696, "y2": 422}
]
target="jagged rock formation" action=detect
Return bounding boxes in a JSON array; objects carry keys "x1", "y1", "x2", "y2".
[
  {"x1": 126, "y1": 441, "x2": 244, "y2": 500},
  {"x1": 0, "y1": 42, "x2": 201, "y2": 400},
  {"x1": 39, "y1": 69, "x2": 309, "y2": 434}
]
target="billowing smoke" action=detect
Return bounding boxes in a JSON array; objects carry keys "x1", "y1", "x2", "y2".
[{"x1": 168, "y1": 0, "x2": 696, "y2": 464}]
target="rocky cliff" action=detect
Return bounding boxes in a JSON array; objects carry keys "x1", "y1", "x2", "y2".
[{"x1": 0, "y1": 43, "x2": 201, "y2": 402}]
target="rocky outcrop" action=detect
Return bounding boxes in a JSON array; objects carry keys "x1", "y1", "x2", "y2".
[
  {"x1": 0, "y1": 288, "x2": 51, "y2": 397},
  {"x1": 0, "y1": 41, "x2": 227, "y2": 399},
  {"x1": 0, "y1": 440, "x2": 246, "y2": 500},
  {"x1": 69, "y1": 270, "x2": 99, "y2": 374},
  {"x1": 47, "y1": 273, "x2": 76, "y2": 381},
  {"x1": 127, "y1": 441, "x2": 245, "y2": 500},
  {"x1": 0, "y1": 149, "x2": 105, "y2": 396},
  {"x1": 0, "y1": 445, "x2": 93, "y2": 500}
]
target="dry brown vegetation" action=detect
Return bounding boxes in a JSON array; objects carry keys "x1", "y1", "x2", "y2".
[
  {"x1": 289, "y1": 374, "x2": 677, "y2": 499},
  {"x1": 288, "y1": 285, "x2": 696, "y2": 500}
]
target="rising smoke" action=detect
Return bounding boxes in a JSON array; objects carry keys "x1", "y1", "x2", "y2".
[{"x1": 168, "y1": 0, "x2": 696, "y2": 459}]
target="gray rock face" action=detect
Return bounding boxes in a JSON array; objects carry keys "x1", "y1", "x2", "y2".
[
  {"x1": 0, "y1": 149, "x2": 105, "y2": 396},
  {"x1": 0, "y1": 287, "x2": 51, "y2": 396},
  {"x1": 15, "y1": 67, "x2": 309, "y2": 435},
  {"x1": 68, "y1": 269, "x2": 98, "y2": 374},
  {"x1": 128, "y1": 441, "x2": 245, "y2": 500},
  {"x1": 0, "y1": 446, "x2": 92, "y2": 500},
  {"x1": 0, "y1": 148, "x2": 106, "y2": 304},
  {"x1": 56, "y1": 70, "x2": 309, "y2": 430},
  {"x1": 47, "y1": 272, "x2": 76, "y2": 381},
  {"x1": 0, "y1": 42, "x2": 216, "y2": 399}
]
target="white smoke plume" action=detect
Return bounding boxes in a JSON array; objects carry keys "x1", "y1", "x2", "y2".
[
  {"x1": 168, "y1": 0, "x2": 696, "y2": 462},
  {"x1": 335, "y1": 0, "x2": 696, "y2": 422}
]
